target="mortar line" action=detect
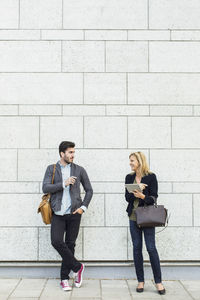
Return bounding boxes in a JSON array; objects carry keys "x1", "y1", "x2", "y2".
[
  {"x1": 16, "y1": 149, "x2": 18, "y2": 181},
  {"x1": 171, "y1": 116, "x2": 173, "y2": 148},
  {"x1": 61, "y1": 40, "x2": 63, "y2": 72},
  {"x1": 0, "y1": 28, "x2": 123, "y2": 31},
  {"x1": 104, "y1": 41, "x2": 106, "y2": 72},
  {"x1": 18, "y1": 0, "x2": 20, "y2": 29},
  {"x1": 2, "y1": 28, "x2": 200, "y2": 30},
  {"x1": 192, "y1": 194, "x2": 194, "y2": 227},
  {"x1": 126, "y1": 72, "x2": 128, "y2": 105},
  {"x1": 62, "y1": 0, "x2": 64, "y2": 29},
  {"x1": 83, "y1": 73, "x2": 85, "y2": 104},
  {"x1": 37, "y1": 227, "x2": 39, "y2": 261},
  {"x1": 127, "y1": 116, "x2": 128, "y2": 149},
  {"x1": 149, "y1": 148, "x2": 151, "y2": 169},
  {"x1": 104, "y1": 193, "x2": 106, "y2": 226},
  {"x1": 83, "y1": 116, "x2": 85, "y2": 148},
  {"x1": 2, "y1": 71, "x2": 200, "y2": 74},
  {"x1": 148, "y1": 41, "x2": 150, "y2": 72},
  {"x1": 11, "y1": 146, "x2": 200, "y2": 150},
  {"x1": 39, "y1": 116, "x2": 40, "y2": 149}
]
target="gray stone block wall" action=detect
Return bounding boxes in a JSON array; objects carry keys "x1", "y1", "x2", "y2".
[{"x1": 0, "y1": 0, "x2": 200, "y2": 262}]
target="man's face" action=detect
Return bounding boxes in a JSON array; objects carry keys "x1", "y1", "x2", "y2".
[{"x1": 61, "y1": 147, "x2": 75, "y2": 164}]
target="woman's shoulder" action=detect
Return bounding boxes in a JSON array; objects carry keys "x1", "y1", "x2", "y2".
[
  {"x1": 125, "y1": 172, "x2": 135, "y2": 181},
  {"x1": 143, "y1": 172, "x2": 157, "y2": 180},
  {"x1": 125, "y1": 172, "x2": 135, "y2": 178},
  {"x1": 149, "y1": 172, "x2": 157, "y2": 178}
]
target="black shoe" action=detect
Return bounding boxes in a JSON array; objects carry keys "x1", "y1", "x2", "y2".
[
  {"x1": 158, "y1": 288, "x2": 166, "y2": 295},
  {"x1": 136, "y1": 283, "x2": 144, "y2": 293},
  {"x1": 136, "y1": 287, "x2": 144, "y2": 293}
]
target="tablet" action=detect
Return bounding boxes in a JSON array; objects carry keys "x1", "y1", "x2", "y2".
[{"x1": 125, "y1": 183, "x2": 142, "y2": 193}]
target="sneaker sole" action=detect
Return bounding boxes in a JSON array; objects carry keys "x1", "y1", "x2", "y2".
[
  {"x1": 74, "y1": 264, "x2": 85, "y2": 288},
  {"x1": 60, "y1": 284, "x2": 72, "y2": 291}
]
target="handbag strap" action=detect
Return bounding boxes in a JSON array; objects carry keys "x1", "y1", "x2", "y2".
[
  {"x1": 51, "y1": 164, "x2": 56, "y2": 184},
  {"x1": 155, "y1": 212, "x2": 171, "y2": 234}
]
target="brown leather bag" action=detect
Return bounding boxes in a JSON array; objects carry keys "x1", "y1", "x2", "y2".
[
  {"x1": 135, "y1": 198, "x2": 168, "y2": 228},
  {"x1": 37, "y1": 164, "x2": 56, "y2": 225}
]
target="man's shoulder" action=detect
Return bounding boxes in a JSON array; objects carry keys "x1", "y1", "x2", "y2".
[
  {"x1": 46, "y1": 163, "x2": 57, "y2": 170},
  {"x1": 46, "y1": 162, "x2": 85, "y2": 172},
  {"x1": 72, "y1": 163, "x2": 84, "y2": 171}
]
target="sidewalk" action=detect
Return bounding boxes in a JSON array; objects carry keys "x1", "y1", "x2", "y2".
[{"x1": 0, "y1": 278, "x2": 198, "y2": 300}]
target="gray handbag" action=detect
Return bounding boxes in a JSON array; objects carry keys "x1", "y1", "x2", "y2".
[{"x1": 135, "y1": 197, "x2": 168, "y2": 228}]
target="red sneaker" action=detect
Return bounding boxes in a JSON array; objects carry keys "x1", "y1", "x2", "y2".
[
  {"x1": 74, "y1": 264, "x2": 85, "y2": 288},
  {"x1": 60, "y1": 279, "x2": 72, "y2": 291}
]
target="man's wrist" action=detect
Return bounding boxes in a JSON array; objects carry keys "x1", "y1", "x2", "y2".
[{"x1": 80, "y1": 205, "x2": 87, "y2": 212}]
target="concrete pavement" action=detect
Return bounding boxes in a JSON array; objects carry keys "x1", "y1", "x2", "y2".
[{"x1": 0, "y1": 278, "x2": 199, "y2": 300}]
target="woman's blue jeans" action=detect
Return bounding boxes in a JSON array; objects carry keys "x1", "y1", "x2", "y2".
[{"x1": 129, "y1": 220, "x2": 162, "y2": 284}]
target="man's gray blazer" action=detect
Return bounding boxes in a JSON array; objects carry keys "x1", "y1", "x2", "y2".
[{"x1": 42, "y1": 161, "x2": 93, "y2": 213}]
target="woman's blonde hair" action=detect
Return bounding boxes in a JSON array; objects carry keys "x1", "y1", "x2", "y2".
[{"x1": 129, "y1": 151, "x2": 151, "y2": 177}]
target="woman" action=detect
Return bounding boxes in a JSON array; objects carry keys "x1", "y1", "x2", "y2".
[{"x1": 125, "y1": 151, "x2": 166, "y2": 295}]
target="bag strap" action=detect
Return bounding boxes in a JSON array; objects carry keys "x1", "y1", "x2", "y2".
[
  {"x1": 51, "y1": 164, "x2": 56, "y2": 184},
  {"x1": 155, "y1": 212, "x2": 171, "y2": 234}
]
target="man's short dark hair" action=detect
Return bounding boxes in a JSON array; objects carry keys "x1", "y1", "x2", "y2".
[{"x1": 59, "y1": 141, "x2": 75, "y2": 156}]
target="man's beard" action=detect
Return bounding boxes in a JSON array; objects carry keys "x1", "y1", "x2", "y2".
[{"x1": 63, "y1": 157, "x2": 71, "y2": 164}]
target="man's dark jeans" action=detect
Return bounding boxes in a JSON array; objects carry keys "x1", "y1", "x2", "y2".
[
  {"x1": 51, "y1": 212, "x2": 82, "y2": 280},
  {"x1": 129, "y1": 220, "x2": 162, "y2": 284}
]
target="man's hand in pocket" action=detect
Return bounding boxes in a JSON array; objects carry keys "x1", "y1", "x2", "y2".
[{"x1": 73, "y1": 208, "x2": 84, "y2": 215}]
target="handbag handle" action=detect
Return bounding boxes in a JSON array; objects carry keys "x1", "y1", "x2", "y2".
[{"x1": 143, "y1": 195, "x2": 157, "y2": 207}]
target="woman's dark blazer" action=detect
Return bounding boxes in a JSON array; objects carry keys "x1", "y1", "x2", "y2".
[{"x1": 125, "y1": 172, "x2": 158, "y2": 217}]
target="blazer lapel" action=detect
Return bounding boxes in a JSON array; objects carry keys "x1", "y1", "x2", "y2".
[
  {"x1": 70, "y1": 162, "x2": 75, "y2": 177},
  {"x1": 56, "y1": 161, "x2": 62, "y2": 180},
  {"x1": 132, "y1": 173, "x2": 136, "y2": 183}
]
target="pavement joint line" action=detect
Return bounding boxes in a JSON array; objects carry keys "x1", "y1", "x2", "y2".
[
  {"x1": 179, "y1": 280, "x2": 196, "y2": 300},
  {"x1": 125, "y1": 279, "x2": 134, "y2": 300},
  {"x1": 7, "y1": 277, "x2": 22, "y2": 299},
  {"x1": 38, "y1": 278, "x2": 48, "y2": 300},
  {"x1": 69, "y1": 279, "x2": 73, "y2": 300},
  {"x1": 99, "y1": 279, "x2": 102, "y2": 300}
]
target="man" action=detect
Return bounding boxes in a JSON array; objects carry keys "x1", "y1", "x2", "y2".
[{"x1": 42, "y1": 141, "x2": 93, "y2": 291}]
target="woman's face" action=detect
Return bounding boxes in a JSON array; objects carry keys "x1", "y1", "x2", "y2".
[{"x1": 129, "y1": 155, "x2": 139, "y2": 172}]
